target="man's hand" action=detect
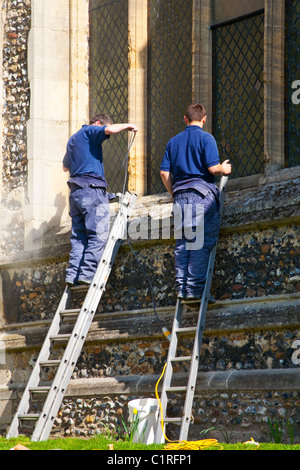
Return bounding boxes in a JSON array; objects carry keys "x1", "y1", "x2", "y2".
[
  {"x1": 208, "y1": 159, "x2": 232, "y2": 176},
  {"x1": 127, "y1": 124, "x2": 138, "y2": 132},
  {"x1": 220, "y1": 159, "x2": 232, "y2": 175}
]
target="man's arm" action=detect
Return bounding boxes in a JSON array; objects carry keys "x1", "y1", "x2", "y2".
[
  {"x1": 104, "y1": 123, "x2": 138, "y2": 135},
  {"x1": 160, "y1": 170, "x2": 173, "y2": 197},
  {"x1": 208, "y1": 159, "x2": 232, "y2": 176}
]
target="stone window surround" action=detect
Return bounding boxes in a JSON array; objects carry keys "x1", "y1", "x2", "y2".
[
  {"x1": 1, "y1": 0, "x2": 298, "y2": 253},
  {"x1": 23, "y1": 0, "x2": 90, "y2": 251}
]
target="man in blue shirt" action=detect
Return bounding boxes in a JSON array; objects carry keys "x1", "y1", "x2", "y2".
[
  {"x1": 63, "y1": 113, "x2": 138, "y2": 286},
  {"x1": 160, "y1": 103, "x2": 231, "y2": 300}
]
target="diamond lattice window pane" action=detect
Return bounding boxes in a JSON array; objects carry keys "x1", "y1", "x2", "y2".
[
  {"x1": 212, "y1": 12, "x2": 265, "y2": 179},
  {"x1": 89, "y1": 0, "x2": 129, "y2": 193},
  {"x1": 285, "y1": 0, "x2": 300, "y2": 168},
  {"x1": 148, "y1": 0, "x2": 193, "y2": 194}
]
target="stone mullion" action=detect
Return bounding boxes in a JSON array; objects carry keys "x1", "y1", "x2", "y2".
[
  {"x1": 192, "y1": 0, "x2": 212, "y2": 132},
  {"x1": 128, "y1": 0, "x2": 148, "y2": 196},
  {"x1": 264, "y1": 0, "x2": 285, "y2": 174}
]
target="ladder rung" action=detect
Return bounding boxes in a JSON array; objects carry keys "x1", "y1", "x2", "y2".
[
  {"x1": 163, "y1": 417, "x2": 182, "y2": 424},
  {"x1": 50, "y1": 334, "x2": 71, "y2": 342},
  {"x1": 39, "y1": 360, "x2": 61, "y2": 367},
  {"x1": 18, "y1": 414, "x2": 40, "y2": 421},
  {"x1": 175, "y1": 327, "x2": 197, "y2": 335},
  {"x1": 60, "y1": 309, "x2": 81, "y2": 317},
  {"x1": 70, "y1": 284, "x2": 90, "y2": 293},
  {"x1": 170, "y1": 356, "x2": 192, "y2": 362},
  {"x1": 29, "y1": 386, "x2": 51, "y2": 394},
  {"x1": 166, "y1": 386, "x2": 187, "y2": 392},
  {"x1": 182, "y1": 299, "x2": 201, "y2": 305}
]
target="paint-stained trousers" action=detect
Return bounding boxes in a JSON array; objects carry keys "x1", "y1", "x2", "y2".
[
  {"x1": 173, "y1": 189, "x2": 220, "y2": 298},
  {"x1": 65, "y1": 186, "x2": 110, "y2": 284}
]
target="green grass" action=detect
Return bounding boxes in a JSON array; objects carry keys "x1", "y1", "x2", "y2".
[
  {"x1": 0, "y1": 435, "x2": 299, "y2": 451},
  {"x1": 0, "y1": 435, "x2": 164, "y2": 451}
]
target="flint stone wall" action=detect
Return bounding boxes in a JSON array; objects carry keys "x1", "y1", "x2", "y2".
[
  {"x1": 0, "y1": 171, "x2": 299, "y2": 442},
  {"x1": 0, "y1": 223, "x2": 299, "y2": 324},
  {"x1": 0, "y1": 0, "x2": 31, "y2": 259},
  {"x1": 0, "y1": 174, "x2": 299, "y2": 324},
  {"x1": 1, "y1": 298, "x2": 299, "y2": 442}
]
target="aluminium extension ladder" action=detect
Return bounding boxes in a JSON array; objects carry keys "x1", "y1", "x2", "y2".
[
  {"x1": 155, "y1": 176, "x2": 228, "y2": 443},
  {"x1": 7, "y1": 192, "x2": 137, "y2": 442}
]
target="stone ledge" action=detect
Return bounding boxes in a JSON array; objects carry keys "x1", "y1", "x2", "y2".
[
  {"x1": 24, "y1": 172, "x2": 300, "y2": 242},
  {"x1": 66, "y1": 368, "x2": 300, "y2": 395},
  {"x1": 2, "y1": 368, "x2": 298, "y2": 399},
  {"x1": 1, "y1": 293, "x2": 299, "y2": 351}
]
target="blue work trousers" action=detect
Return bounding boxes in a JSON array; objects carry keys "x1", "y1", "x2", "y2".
[
  {"x1": 65, "y1": 186, "x2": 110, "y2": 284},
  {"x1": 173, "y1": 189, "x2": 220, "y2": 297}
]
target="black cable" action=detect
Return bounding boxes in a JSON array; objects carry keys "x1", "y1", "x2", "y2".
[
  {"x1": 120, "y1": 131, "x2": 168, "y2": 334},
  {"x1": 121, "y1": 130, "x2": 136, "y2": 196}
]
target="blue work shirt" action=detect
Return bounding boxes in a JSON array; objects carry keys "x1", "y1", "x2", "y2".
[
  {"x1": 63, "y1": 125, "x2": 110, "y2": 188},
  {"x1": 160, "y1": 125, "x2": 220, "y2": 193}
]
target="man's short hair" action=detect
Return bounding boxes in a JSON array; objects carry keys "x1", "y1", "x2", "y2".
[
  {"x1": 185, "y1": 104, "x2": 206, "y2": 123},
  {"x1": 89, "y1": 113, "x2": 113, "y2": 126}
]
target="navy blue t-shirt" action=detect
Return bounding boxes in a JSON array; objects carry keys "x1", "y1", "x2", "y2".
[
  {"x1": 160, "y1": 125, "x2": 220, "y2": 188},
  {"x1": 63, "y1": 125, "x2": 110, "y2": 182}
]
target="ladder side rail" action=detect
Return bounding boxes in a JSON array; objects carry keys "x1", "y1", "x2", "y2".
[
  {"x1": 155, "y1": 176, "x2": 228, "y2": 443},
  {"x1": 218, "y1": 175, "x2": 228, "y2": 215},
  {"x1": 155, "y1": 300, "x2": 184, "y2": 444},
  {"x1": 73, "y1": 193, "x2": 137, "y2": 330},
  {"x1": 59, "y1": 194, "x2": 132, "y2": 353},
  {"x1": 178, "y1": 247, "x2": 217, "y2": 441},
  {"x1": 81, "y1": 192, "x2": 136, "y2": 317},
  {"x1": 6, "y1": 289, "x2": 71, "y2": 439},
  {"x1": 34, "y1": 239, "x2": 125, "y2": 441},
  {"x1": 32, "y1": 216, "x2": 126, "y2": 441},
  {"x1": 179, "y1": 175, "x2": 228, "y2": 441},
  {"x1": 59, "y1": 192, "x2": 135, "y2": 349},
  {"x1": 32, "y1": 194, "x2": 135, "y2": 441}
]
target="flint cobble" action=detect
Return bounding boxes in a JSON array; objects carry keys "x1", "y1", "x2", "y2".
[
  {"x1": 2, "y1": 224, "x2": 299, "y2": 324},
  {"x1": 50, "y1": 390, "x2": 300, "y2": 443}
]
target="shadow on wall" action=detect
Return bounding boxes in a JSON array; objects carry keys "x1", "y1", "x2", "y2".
[
  {"x1": 0, "y1": 191, "x2": 68, "y2": 324},
  {"x1": 24, "y1": 191, "x2": 68, "y2": 251},
  {"x1": 32, "y1": 191, "x2": 67, "y2": 241}
]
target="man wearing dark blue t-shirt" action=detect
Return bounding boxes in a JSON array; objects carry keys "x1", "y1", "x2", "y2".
[
  {"x1": 160, "y1": 104, "x2": 231, "y2": 300},
  {"x1": 63, "y1": 113, "x2": 138, "y2": 286}
]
